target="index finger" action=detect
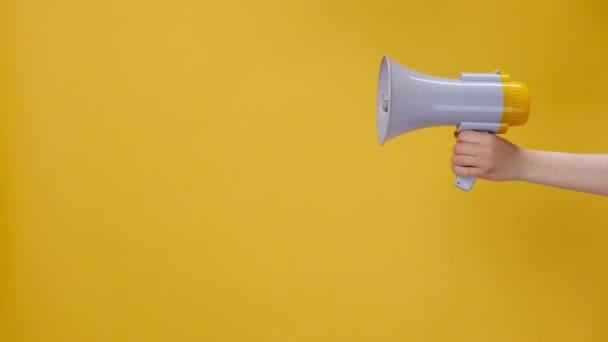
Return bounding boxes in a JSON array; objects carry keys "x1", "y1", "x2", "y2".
[{"x1": 456, "y1": 130, "x2": 484, "y2": 143}]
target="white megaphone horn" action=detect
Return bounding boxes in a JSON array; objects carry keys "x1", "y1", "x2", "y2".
[{"x1": 376, "y1": 55, "x2": 530, "y2": 191}]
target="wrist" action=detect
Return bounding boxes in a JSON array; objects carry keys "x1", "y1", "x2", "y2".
[{"x1": 515, "y1": 148, "x2": 538, "y2": 182}]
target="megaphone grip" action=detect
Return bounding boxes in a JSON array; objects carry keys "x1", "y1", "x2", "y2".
[
  {"x1": 454, "y1": 176, "x2": 477, "y2": 191},
  {"x1": 454, "y1": 123, "x2": 497, "y2": 192}
]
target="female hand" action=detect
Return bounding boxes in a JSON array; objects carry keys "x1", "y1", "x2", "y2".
[{"x1": 451, "y1": 131, "x2": 525, "y2": 182}]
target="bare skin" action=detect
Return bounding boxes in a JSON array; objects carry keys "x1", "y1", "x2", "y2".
[{"x1": 451, "y1": 131, "x2": 608, "y2": 196}]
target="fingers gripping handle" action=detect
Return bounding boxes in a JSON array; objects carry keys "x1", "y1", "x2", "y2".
[{"x1": 453, "y1": 122, "x2": 497, "y2": 191}]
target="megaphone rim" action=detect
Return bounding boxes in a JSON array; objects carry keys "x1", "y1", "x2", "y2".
[{"x1": 376, "y1": 55, "x2": 391, "y2": 145}]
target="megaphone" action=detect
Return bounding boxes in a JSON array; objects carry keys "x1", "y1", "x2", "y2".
[{"x1": 376, "y1": 55, "x2": 530, "y2": 191}]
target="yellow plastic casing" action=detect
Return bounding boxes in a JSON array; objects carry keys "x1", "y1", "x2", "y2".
[{"x1": 496, "y1": 70, "x2": 531, "y2": 133}]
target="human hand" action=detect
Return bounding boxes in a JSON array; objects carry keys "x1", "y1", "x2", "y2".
[{"x1": 451, "y1": 131, "x2": 525, "y2": 182}]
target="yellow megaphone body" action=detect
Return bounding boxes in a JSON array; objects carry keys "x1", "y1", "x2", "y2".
[{"x1": 376, "y1": 55, "x2": 530, "y2": 191}]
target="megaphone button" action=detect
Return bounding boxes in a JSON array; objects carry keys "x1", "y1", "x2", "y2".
[{"x1": 382, "y1": 93, "x2": 389, "y2": 112}]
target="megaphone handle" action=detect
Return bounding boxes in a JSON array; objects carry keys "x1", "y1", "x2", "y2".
[
  {"x1": 455, "y1": 175, "x2": 477, "y2": 191},
  {"x1": 454, "y1": 123, "x2": 495, "y2": 191}
]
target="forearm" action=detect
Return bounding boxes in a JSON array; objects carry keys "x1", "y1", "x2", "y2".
[{"x1": 518, "y1": 149, "x2": 608, "y2": 196}]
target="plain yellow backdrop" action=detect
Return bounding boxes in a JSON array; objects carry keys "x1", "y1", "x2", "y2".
[{"x1": 2, "y1": 0, "x2": 608, "y2": 341}]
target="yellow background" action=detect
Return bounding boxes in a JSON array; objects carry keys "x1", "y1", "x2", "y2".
[{"x1": 2, "y1": 0, "x2": 608, "y2": 341}]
